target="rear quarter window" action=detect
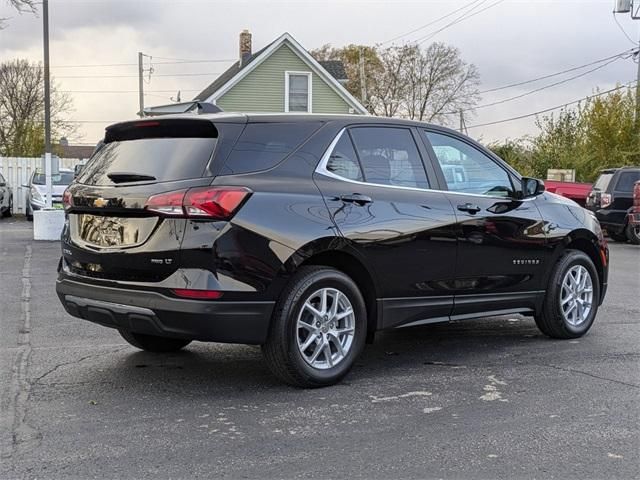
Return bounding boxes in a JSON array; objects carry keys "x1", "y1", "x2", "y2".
[
  {"x1": 222, "y1": 122, "x2": 322, "y2": 174},
  {"x1": 615, "y1": 171, "x2": 640, "y2": 192},
  {"x1": 593, "y1": 173, "x2": 613, "y2": 191}
]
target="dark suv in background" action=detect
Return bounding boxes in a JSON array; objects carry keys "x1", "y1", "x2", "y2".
[
  {"x1": 56, "y1": 114, "x2": 608, "y2": 387},
  {"x1": 586, "y1": 166, "x2": 640, "y2": 244}
]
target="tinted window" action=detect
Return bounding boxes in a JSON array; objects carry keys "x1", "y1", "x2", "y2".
[
  {"x1": 593, "y1": 173, "x2": 613, "y2": 191},
  {"x1": 615, "y1": 171, "x2": 640, "y2": 192},
  {"x1": 32, "y1": 171, "x2": 74, "y2": 185},
  {"x1": 325, "y1": 133, "x2": 363, "y2": 181},
  {"x1": 425, "y1": 131, "x2": 513, "y2": 197},
  {"x1": 76, "y1": 138, "x2": 217, "y2": 185},
  {"x1": 349, "y1": 127, "x2": 429, "y2": 189},
  {"x1": 224, "y1": 122, "x2": 322, "y2": 174}
]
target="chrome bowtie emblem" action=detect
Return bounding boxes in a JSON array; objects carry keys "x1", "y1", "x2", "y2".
[{"x1": 93, "y1": 197, "x2": 108, "y2": 208}]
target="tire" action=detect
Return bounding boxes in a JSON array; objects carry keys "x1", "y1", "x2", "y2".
[
  {"x1": 26, "y1": 206, "x2": 33, "y2": 222},
  {"x1": 118, "y1": 329, "x2": 191, "y2": 353},
  {"x1": 535, "y1": 249, "x2": 600, "y2": 339},
  {"x1": 262, "y1": 266, "x2": 367, "y2": 388},
  {"x1": 625, "y1": 223, "x2": 640, "y2": 245},
  {"x1": 2, "y1": 198, "x2": 12, "y2": 218},
  {"x1": 608, "y1": 230, "x2": 627, "y2": 242}
]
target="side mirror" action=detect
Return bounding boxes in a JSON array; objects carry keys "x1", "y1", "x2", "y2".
[
  {"x1": 0, "y1": 182, "x2": 5, "y2": 187},
  {"x1": 521, "y1": 177, "x2": 545, "y2": 198}
]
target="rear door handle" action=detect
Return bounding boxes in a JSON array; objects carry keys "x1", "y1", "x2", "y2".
[
  {"x1": 457, "y1": 203, "x2": 481, "y2": 214},
  {"x1": 340, "y1": 193, "x2": 372, "y2": 206}
]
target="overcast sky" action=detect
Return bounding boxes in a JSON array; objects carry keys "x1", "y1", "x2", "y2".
[{"x1": 0, "y1": 0, "x2": 637, "y2": 145}]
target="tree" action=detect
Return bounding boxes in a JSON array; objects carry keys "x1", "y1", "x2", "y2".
[
  {"x1": 311, "y1": 42, "x2": 480, "y2": 126},
  {"x1": 0, "y1": 59, "x2": 74, "y2": 156},
  {"x1": 1, "y1": 0, "x2": 37, "y2": 29},
  {"x1": 488, "y1": 86, "x2": 640, "y2": 183}
]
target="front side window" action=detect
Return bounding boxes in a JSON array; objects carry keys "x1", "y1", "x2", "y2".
[
  {"x1": 286, "y1": 72, "x2": 311, "y2": 112},
  {"x1": 349, "y1": 127, "x2": 429, "y2": 189},
  {"x1": 425, "y1": 131, "x2": 513, "y2": 197}
]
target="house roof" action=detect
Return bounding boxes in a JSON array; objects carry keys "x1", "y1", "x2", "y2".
[
  {"x1": 318, "y1": 60, "x2": 347, "y2": 81},
  {"x1": 193, "y1": 33, "x2": 367, "y2": 114},
  {"x1": 55, "y1": 144, "x2": 95, "y2": 159}
]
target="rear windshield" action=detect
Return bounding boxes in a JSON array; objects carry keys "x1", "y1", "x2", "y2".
[
  {"x1": 593, "y1": 173, "x2": 613, "y2": 191},
  {"x1": 223, "y1": 122, "x2": 322, "y2": 174},
  {"x1": 615, "y1": 171, "x2": 640, "y2": 192},
  {"x1": 76, "y1": 137, "x2": 217, "y2": 185},
  {"x1": 32, "y1": 172, "x2": 74, "y2": 185}
]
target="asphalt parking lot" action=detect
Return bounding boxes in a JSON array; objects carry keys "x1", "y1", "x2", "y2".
[{"x1": 1, "y1": 216, "x2": 638, "y2": 480}]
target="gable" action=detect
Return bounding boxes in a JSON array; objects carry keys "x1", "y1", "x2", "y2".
[{"x1": 215, "y1": 44, "x2": 354, "y2": 114}]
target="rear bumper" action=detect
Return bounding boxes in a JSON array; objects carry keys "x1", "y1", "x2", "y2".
[{"x1": 56, "y1": 276, "x2": 275, "y2": 344}]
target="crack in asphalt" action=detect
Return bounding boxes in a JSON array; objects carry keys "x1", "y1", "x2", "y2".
[
  {"x1": 31, "y1": 347, "x2": 128, "y2": 385},
  {"x1": 1, "y1": 244, "x2": 39, "y2": 464},
  {"x1": 540, "y1": 363, "x2": 640, "y2": 389}
]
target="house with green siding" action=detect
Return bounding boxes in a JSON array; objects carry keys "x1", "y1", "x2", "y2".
[{"x1": 192, "y1": 31, "x2": 368, "y2": 115}]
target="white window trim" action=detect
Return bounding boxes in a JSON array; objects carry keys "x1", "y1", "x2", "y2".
[{"x1": 284, "y1": 71, "x2": 312, "y2": 113}]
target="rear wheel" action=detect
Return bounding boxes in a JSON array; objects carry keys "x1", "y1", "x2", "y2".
[
  {"x1": 535, "y1": 249, "x2": 600, "y2": 339},
  {"x1": 262, "y1": 266, "x2": 367, "y2": 388},
  {"x1": 625, "y1": 223, "x2": 640, "y2": 245},
  {"x1": 118, "y1": 329, "x2": 191, "y2": 352},
  {"x1": 26, "y1": 206, "x2": 33, "y2": 221}
]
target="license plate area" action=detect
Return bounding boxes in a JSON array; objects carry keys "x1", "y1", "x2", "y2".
[{"x1": 70, "y1": 214, "x2": 158, "y2": 249}]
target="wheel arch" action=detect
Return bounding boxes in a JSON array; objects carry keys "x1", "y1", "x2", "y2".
[
  {"x1": 281, "y1": 241, "x2": 379, "y2": 343},
  {"x1": 560, "y1": 229, "x2": 606, "y2": 292}
]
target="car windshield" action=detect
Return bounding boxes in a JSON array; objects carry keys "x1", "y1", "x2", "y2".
[
  {"x1": 592, "y1": 173, "x2": 613, "y2": 191},
  {"x1": 32, "y1": 172, "x2": 74, "y2": 185}
]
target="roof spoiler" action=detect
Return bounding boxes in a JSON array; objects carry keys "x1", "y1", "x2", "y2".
[{"x1": 142, "y1": 101, "x2": 223, "y2": 117}]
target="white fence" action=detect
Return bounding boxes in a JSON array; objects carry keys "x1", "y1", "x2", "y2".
[{"x1": 0, "y1": 157, "x2": 83, "y2": 214}]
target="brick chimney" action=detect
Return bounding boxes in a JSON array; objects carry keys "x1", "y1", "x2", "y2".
[{"x1": 239, "y1": 30, "x2": 252, "y2": 66}]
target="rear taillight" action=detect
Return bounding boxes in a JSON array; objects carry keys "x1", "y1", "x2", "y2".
[
  {"x1": 600, "y1": 193, "x2": 612, "y2": 208},
  {"x1": 633, "y1": 182, "x2": 640, "y2": 209},
  {"x1": 62, "y1": 190, "x2": 73, "y2": 210},
  {"x1": 145, "y1": 186, "x2": 251, "y2": 219},
  {"x1": 172, "y1": 289, "x2": 223, "y2": 299}
]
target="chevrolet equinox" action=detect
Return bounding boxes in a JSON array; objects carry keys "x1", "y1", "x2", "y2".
[{"x1": 56, "y1": 114, "x2": 609, "y2": 387}]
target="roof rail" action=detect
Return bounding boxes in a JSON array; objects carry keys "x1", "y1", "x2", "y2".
[{"x1": 142, "y1": 101, "x2": 223, "y2": 117}]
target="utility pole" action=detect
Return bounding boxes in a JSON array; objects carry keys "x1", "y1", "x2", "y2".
[
  {"x1": 43, "y1": 0, "x2": 52, "y2": 208},
  {"x1": 614, "y1": 1, "x2": 640, "y2": 126},
  {"x1": 359, "y1": 47, "x2": 367, "y2": 108},
  {"x1": 138, "y1": 51, "x2": 144, "y2": 117}
]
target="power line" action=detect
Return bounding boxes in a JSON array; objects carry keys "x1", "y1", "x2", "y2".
[
  {"x1": 478, "y1": 48, "x2": 637, "y2": 94},
  {"x1": 452, "y1": 55, "x2": 625, "y2": 114},
  {"x1": 380, "y1": 0, "x2": 482, "y2": 45},
  {"x1": 415, "y1": 0, "x2": 505, "y2": 45},
  {"x1": 611, "y1": 11, "x2": 637, "y2": 46},
  {"x1": 45, "y1": 59, "x2": 234, "y2": 68},
  {"x1": 55, "y1": 72, "x2": 223, "y2": 79},
  {"x1": 467, "y1": 82, "x2": 636, "y2": 129},
  {"x1": 60, "y1": 89, "x2": 200, "y2": 93}
]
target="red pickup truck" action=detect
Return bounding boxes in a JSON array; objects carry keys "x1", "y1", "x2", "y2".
[{"x1": 543, "y1": 180, "x2": 592, "y2": 207}]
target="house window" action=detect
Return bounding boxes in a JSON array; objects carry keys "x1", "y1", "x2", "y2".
[{"x1": 285, "y1": 72, "x2": 312, "y2": 112}]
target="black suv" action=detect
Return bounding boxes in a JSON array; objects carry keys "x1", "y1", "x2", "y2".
[
  {"x1": 586, "y1": 167, "x2": 640, "y2": 243},
  {"x1": 56, "y1": 114, "x2": 609, "y2": 387}
]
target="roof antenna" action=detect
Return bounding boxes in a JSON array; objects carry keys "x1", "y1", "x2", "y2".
[{"x1": 171, "y1": 90, "x2": 181, "y2": 103}]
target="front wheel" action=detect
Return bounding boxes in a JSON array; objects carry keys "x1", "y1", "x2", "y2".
[
  {"x1": 262, "y1": 266, "x2": 367, "y2": 388},
  {"x1": 118, "y1": 329, "x2": 191, "y2": 352},
  {"x1": 535, "y1": 249, "x2": 600, "y2": 339},
  {"x1": 625, "y1": 223, "x2": 640, "y2": 245},
  {"x1": 2, "y1": 198, "x2": 12, "y2": 218}
]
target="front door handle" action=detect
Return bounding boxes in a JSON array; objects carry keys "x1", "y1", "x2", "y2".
[
  {"x1": 340, "y1": 193, "x2": 373, "y2": 206},
  {"x1": 457, "y1": 203, "x2": 481, "y2": 214}
]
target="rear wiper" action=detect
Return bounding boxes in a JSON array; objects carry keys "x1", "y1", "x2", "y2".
[{"x1": 107, "y1": 172, "x2": 156, "y2": 183}]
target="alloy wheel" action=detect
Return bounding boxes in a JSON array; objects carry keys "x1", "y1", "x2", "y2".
[
  {"x1": 560, "y1": 265, "x2": 594, "y2": 326},
  {"x1": 296, "y1": 287, "x2": 355, "y2": 370}
]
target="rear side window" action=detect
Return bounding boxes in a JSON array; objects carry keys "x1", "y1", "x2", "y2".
[
  {"x1": 223, "y1": 122, "x2": 322, "y2": 174},
  {"x1": 593, "y1": 173, "x2": 613, "y2": 191},
  {"x1": 615, "y1": 171, "x2": 640, "y2": 192},
  {"x1": 76, "y1": 138, "x2": 217, "y2": 185},
  {"x1": 349, "y1": 127, "x2": 429, "y2": 189}
]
